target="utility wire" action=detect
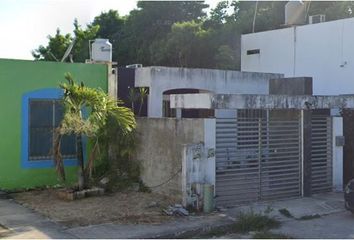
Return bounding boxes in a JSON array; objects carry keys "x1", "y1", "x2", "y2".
[
  {"x1": 147, "y1": 166, "x2": 182, "y2": 189},
  {"x1": 252, "y1": 0, "x2": 259, "y2": 33}
]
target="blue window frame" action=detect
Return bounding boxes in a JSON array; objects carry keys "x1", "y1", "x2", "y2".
[{"x1": 21, "y1": 88, "x2": 79, "y2": 168}]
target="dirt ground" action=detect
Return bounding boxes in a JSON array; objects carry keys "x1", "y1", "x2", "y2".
[
  {"x1": 0, "y1": 224, "x2": 11, "y2": 238},
  {"x1": 11, "y1": 189, "x2": 178, "y2": 228}
]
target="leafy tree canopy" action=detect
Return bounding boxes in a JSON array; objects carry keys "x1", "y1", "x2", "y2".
[{"x1": 33, "y1": 0, "x2": 354, "y2": 70}]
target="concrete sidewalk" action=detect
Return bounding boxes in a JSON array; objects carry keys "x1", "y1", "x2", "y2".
[
  {"x1": 0, "y1": 192, "x2": 346, "y2": 239},
  {"x1": 64, "y1": 214, "x2": 233, "y2": 239},
  {"x1": 0, "y1": 198, "x2": 74, "y2": 239},
  {"x1": 226, "y1": 192, "x2": 345, "y2": 220}
]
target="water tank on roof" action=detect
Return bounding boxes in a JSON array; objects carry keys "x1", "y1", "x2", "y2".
[
  {"x1": 285, "y1": 1, "x2": 306, "y2": 26},
  {"x1": 91, "y1": 39, "x2": 112, "y2": 62}
]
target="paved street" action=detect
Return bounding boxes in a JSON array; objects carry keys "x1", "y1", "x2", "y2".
[{"x1": 274, "y1": 210, "x2": 354, "y2": 239}]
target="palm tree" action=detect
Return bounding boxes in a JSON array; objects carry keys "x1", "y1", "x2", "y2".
[
  {"x1": 138, "y1": 87, "x2": 148, "y2": 116},
  {"x1": 54, "y1": 73, "x2": 136, "y2": 190},
  {"x1": 128, "y1": 87, "x2": 139, "y2": 113}
]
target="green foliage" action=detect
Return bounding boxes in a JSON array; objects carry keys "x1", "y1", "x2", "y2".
[
  {"x1": 308, "y1": 1, "x2": 354, "y2": 21},
  {"x1": 93, "y1": 113, "x2": 141, "y2": 192},
  {"x1": 32, "y1": 20, "x2": 99, "y2": 62},
  {"x1": 214, "y1": 45, "x2": 237, "y2": 70},
  {"x1": 233, "y1": 210, "x2": 280, "y2": 233},
  {"x1": 71, "y1": 20, "x2": 99, "y2": 62},
  {"x1": 32, "y1": 29, "x2": 72, "y2": 61},
  {"x1": 92, "y1": 10, "x2": 125, "y2": 61},
  {"x1": 192, "y1": 209, "x2": 280, "y2": 238},
  {"x1": 34, "y1": 1, "x2": 354, "y2": 70},
  {"x1": 60, "y1": 73, "x2": 135, "y2": 137},
  {"x1": 54, "y1": 73, "x2": 136, "y2": 185}
]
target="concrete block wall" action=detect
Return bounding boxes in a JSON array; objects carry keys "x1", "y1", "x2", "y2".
[{"x1": 135, "y1": 118, "x2": 215, "y2": 201}]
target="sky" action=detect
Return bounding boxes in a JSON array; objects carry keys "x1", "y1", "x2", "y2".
[{"x1": 0, "y1": 0, "x2": 222, "y2": 60}]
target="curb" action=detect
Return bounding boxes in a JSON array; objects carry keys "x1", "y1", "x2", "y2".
[{"x1": 144, "y1": 218, "x2": 235, "y2": 239}]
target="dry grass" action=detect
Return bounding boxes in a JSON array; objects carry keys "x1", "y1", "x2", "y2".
[{"x1": 12, "y1": 189, "x2": 178, "y2": 227}]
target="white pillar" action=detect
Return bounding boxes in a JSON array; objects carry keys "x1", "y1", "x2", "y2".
[
  {"x1": 332, "y1": 116, "x2": 343, "y2": 192},
  {"x1": 176, "y1": 108, "x2": 182, "y2": 119},
  {"x1": 147, "y1": 89, "x2": 163, "y2": 117},
  {"x1": 203, "y1": 119, "x2": 216, "y2": 188}
]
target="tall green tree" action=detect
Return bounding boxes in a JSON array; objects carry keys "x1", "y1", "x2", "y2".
[
  {"x1": 33, "y1": 0, "x2": 354, "y2": 69},
  {"x1": 307, "y1": 1, "x2": 354, "y2": 21},
  {"x1": 117, "y1": 1, "x2": 209, "y2": 66},
  {"x1": 92, "y1": 10, "x2": 125, "y2": 63},
  {"x1": 153, "y1": 21, "x2": 215, "y2": 68},
  {"x1": 33, "y1": 19, "x2": 99, "y2": 62},
  {"x1": 72, "y1": 19, "x2": 99, "y2": 62},
  {"x1": 32, "y1": 29, "x2": 72, "y2": 61}
]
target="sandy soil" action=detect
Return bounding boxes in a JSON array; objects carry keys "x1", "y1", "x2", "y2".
[
  {"x1": 0, "y1": 224, "x2": 11, "y2": 238},
  {"x1": 12, "y1": 189, "x2": 177, "y2": 227}
]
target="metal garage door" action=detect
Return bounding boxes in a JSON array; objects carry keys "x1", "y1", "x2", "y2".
[
  {"x1": 311, "y1": 116, "x2": 333, "y2": 193},
  {"x1": 215, "y1": 116, "x2": 302, "y2": 206}
]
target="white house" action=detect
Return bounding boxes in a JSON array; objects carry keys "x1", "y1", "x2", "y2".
[{"x1": 241, "y1": 17, "x2": 354, "y2": 95}]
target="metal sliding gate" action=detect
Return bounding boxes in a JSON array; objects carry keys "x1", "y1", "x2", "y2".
[
  {"x1": 215, "y1": 115, "x2": 302, "y2": 206},
  {"x1": 311, "y1": 116, "x2": 333, "y2": 193}
]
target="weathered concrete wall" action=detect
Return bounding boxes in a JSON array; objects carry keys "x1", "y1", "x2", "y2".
[
  {"x1": 181, "y1": 119, "x2": 216, "y2": 207},
  {"x1": 269, "y1": 77, "x2": 313, "y2": 96},
  {"x1": 135, "y1": 66, "x2": 283, "y2": 117},
  {"x1": 170, "y1": 93, "x2": 354, "y2": 110},
  {"x1": 135, "y1": 118, "x2": 209, "y2": 200}
]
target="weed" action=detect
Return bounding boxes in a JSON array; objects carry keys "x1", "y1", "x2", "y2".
[
  {"x1": 233, "y1": 211, "x2": 281, "y2": 233},
  {"x1": 297, "y1": 214, "x2": 321, "y2": 220},
  {"x1": 264, "y1": 205, "x2": 274, "y2": 215},
  {"x1": 278, "y1": 208, "x2": 294, "y2": 218},
  {"x1": 191, "y1": 210, "x2": 281, "y2": 238},
  {"x1": 253, "y1": 231, "x2": 292, "y2": 239}
]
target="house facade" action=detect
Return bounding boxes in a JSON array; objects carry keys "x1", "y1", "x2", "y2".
[
  {"x1": 0, "y1": 59, "x2": 107, "y2": 190},
  {"x1": 241, "y1": 17, "x2": 354, "y2": 96},
  {"x1": 241, "y1": 17, "x2": 354, "y2": 186}
]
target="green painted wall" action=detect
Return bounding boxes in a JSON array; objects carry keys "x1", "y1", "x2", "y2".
[{"x1": 0, "y1": 59, "x2": 108, "y2": 190}]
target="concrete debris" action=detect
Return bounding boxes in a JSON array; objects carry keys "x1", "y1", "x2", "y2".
[
  {"x1": 216, "y1": 206, "x2": 227, "y2": 212},
  {"x1": 146, "y1": 201, "x2": 159, "y2": 208},
  {"x1": 99, "y1": 177, "x2": 110, "y2": 185},
  {"x1": 130, "y1": 183, "x2": 140, "y2": 192},
  {"x1": 163, "y1": 205, "x2": 189, "y2": 216}
]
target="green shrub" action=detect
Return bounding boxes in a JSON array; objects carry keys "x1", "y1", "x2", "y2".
[{"x1": 233, "y1": 211, "x2": 280, "y2": 233}]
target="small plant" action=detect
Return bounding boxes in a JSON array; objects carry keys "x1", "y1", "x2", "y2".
[
  {"x1": 138, "y1": 87, "x2": 148, "y2": 116},
  {"x1": 297, "y1": 214, "x2": 321, "y2": 221},
  {"x1": 278, "y1": 208, "x2": 294, "y2": 218},
  {"x1": 253, "y1": 231, "x2": 292, "y2": 239},
  {"x1": 233, "y1": 210, "x2": 280, "y2": 233},
  {"x1": 128, "y1": 87, "x2": 139, "y2": 112},
  {"x1": 191, "y1": 210, "x2": 282, "y2": 238},
  {"x1": 264, "y1": 205, "x2": 274, "y2": 215}
]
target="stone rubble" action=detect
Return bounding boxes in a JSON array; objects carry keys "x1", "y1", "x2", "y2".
[{"x1": 163, "y1": 204, "x2": 189, "y2": 216}]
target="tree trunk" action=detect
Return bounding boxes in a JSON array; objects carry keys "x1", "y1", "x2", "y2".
[
  {"x1": 138, "y1": 100, "x2": 143, "y2": 117},
  {"x1": 76, "y1": 134, "x2": 85, "y2": 190}
]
